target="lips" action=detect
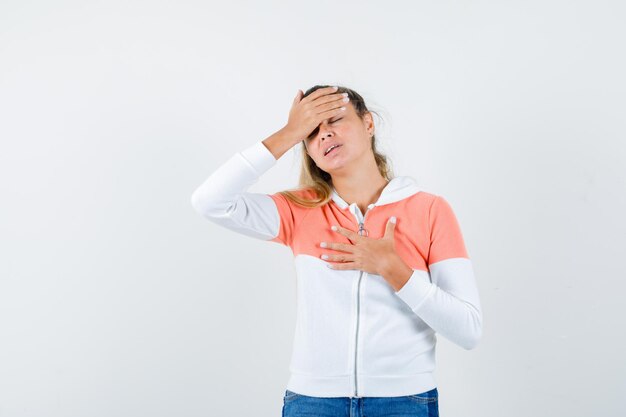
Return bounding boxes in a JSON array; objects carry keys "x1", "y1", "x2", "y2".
[{"x1": 324, "y1": 144, "x2": 342, "y2": 156}]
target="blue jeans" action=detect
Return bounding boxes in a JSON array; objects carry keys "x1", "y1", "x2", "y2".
[{"x1": 282, "y1": 387, "x2": 439, "y2": 417}]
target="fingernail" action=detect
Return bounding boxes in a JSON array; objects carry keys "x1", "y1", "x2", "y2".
[
  {"x1": 320, "y1": 242, "x2": 327, "y2": 248},
  {"x1": 321, "y1": 254, "x2": 329, "y2": 260},
  {"x1": 390, "y1": 216, "x2": 396, "y2": 224},
  {"x1": 331, "y1": 225, "x2": 337, "y2": 231}
]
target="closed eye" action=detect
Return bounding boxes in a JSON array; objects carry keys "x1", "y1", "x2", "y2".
[{"x1": 307, "y1": 118, "x2": 343, "y2": 139}]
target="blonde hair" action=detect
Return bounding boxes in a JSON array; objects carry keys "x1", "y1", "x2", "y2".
[{"x1": 278, "y1": 85, "x2": 394, "y2": 208}]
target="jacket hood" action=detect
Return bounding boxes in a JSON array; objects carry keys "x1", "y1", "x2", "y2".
[{"x1": 330, "y1": 176, "x2": 421, "y2": 210}]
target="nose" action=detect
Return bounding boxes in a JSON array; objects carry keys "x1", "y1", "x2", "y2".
[
  {"x1": 319, "y1": 123, "x2": 332, "y2": 140},
  {"x1": 308, "y1": 120, "x2": 332, "y2": 144}
]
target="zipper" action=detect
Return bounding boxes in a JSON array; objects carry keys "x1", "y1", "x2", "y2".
[{"x1": 352, "y1": 205, "x2": 372, "y2": 398}]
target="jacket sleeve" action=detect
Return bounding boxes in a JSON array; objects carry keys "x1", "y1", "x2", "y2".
[
  {"x1": 190, "y1": 140, "x2": 295, "y2": 247},
  {"x1": 393, "y1": 195, "x2": 483, "y2": 350}
]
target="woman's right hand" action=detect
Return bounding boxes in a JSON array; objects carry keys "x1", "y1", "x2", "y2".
[{"x1": 283, "y1": 86, "x2": 349, "y2": 143}]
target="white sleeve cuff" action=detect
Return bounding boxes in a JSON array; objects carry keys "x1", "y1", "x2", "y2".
[{"x1": 394, "y1": 269, "x2": 436, "y2": 312}]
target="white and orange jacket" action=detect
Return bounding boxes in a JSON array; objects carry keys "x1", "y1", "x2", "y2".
[{"x1": 191, "y1": 140, "x2": 483, "y2": 398}]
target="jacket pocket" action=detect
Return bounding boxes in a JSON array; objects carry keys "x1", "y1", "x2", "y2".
[{"x1": 407, "y1": 387, "x2": 438, "y2": 403}]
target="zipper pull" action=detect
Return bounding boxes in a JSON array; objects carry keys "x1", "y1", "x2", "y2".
[{"x1": 358, "y1": 222, "x2": 368, "y2": 237}]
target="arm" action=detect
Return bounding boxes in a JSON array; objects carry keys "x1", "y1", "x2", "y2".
[
  {"x1": 393, "y1": 196, "x2": 483, "y2": 350},
  {"x1": 191, "y1": 86, "x2": 349, "y2": 244},
  {"x1": 190, "y1": 130, "x2": 296, "y2": 246}
]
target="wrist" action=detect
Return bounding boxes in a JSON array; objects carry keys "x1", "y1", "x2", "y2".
[
  {"x1": 262, "y1": 128, "x2": 299, "y2": 160},
  {"x1": 381, "y1": 254, "x2": 413, "y2": 292},
  {"x1": 279, "y1": 126, "x2": 303, "y2": 145}
]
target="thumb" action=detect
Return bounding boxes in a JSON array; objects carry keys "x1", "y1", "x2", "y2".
[
  {"x1": 293, "y1": 89, "x2": 302, "y2": 104},
  {"x1": 385, "y1": 216, "x2": 396, "y2": 238}
]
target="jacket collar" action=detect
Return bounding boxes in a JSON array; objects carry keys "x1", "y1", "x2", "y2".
[{"x1": 330, "y1": 176, "x2": 421, "y2": 210}]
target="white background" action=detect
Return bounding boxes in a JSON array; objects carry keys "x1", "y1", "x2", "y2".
[{"x1": 1, "y1": 1, "x2": 625, "y2": 416}]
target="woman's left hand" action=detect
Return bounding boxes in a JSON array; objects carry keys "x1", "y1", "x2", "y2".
[{"x1": 320, "y1": 217, "x2": 413, "y2": 290}]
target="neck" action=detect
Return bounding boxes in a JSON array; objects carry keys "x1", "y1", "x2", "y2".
[{"x1": 330, "y1": 159, "x2": 388, "y2": 213}]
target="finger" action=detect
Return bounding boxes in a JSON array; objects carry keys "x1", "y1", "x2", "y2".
[
  {"x1": 321, "y1": 253, "x2": 354, "y2": 263},
  {"x1": 293, "y1": 89, "x2": 302, "y2": 104},
  {"x1": 315, "y1": 97, "x2": 348, "y2": 120},
  {"x1": 307, "y1": 90, "x2": 348, "y2": 123},
  {"x1": 327, "y1": 261, "x2": 359, "y2": 270},
  {"x1": 313, "y1": 91, "x2": 348, "y2": 111},
  {"x1": 331, "y1": 225, "x2": 362, "y2": 242},
  {"x1": 320, "y1": 241, "x2": 355, "y2": 253},
  {"x1": 384, "y1": 216, "x2": 397, "y2": 238},
  {"x1": 301, "y1": 85, "x2": 339, "y2": 105}
]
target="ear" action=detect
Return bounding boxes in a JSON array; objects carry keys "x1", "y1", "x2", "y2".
[{"x1": 364, "y1": 111, "x2": 374, "y2": 136}]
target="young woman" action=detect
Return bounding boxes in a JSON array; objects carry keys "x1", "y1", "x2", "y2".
[{"x1": 191, "y1": 85, "x2": 483, "y2": 417}]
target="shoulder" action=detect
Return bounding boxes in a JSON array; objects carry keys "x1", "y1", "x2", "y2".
[
  {"x1": 411, "y1": 189, "x2": 455, "y2": 205},
  {"x1": 404, "y1": 189, "x2": 439, "y2": 207},
  {"x1": 278, "y1": 187, "x2": 320, "y2": 201},
  {"x1": 404, "y1": 190, "x2": 460, "y2": 223},
  {"x1": 294, "y1": 187, "x2": 319, "y2": 199},
  {"x1": 270, "y1": 187, "x2": 323, "y2": 212}
]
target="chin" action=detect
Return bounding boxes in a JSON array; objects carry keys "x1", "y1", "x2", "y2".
[
  {"x1": 316, "y1": 150, "x2": 351, "y2": 172},
  {"x1": 320, "y1": 162, "x2": 348, "y2": 175}
]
